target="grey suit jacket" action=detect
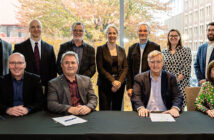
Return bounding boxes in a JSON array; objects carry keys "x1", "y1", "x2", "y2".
[
  {"x1": 0, "y1": 39, "x2": 12, "y2": 75},
  {"x1": 47, "y1": 74, "x2": 97, "y2": 114}
]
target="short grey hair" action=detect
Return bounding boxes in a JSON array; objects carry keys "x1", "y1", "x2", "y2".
[
  {"x1": 8, "y1": 52, "x2": 26, "y2": 62},
  {"x1": 137, "y1": 22, "x2": 150, "y2": 32},
  {"x1": 60, "y1": 51, "x2": 79, "y2": 64},
  {"x1": 147, "y1": 50, "x2": 164, "y2": 62},
  {"x1": 104, "y1": 24, "x2": 119, "y2": 36},
  {"x1": 71, "y1": 22, "x2": 85, "y2": 32}
]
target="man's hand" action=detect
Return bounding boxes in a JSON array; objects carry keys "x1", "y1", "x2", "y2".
[
  {"x1": 206, "y1": 109, "x2": 214, "y2": 118},
  {"x1": 163, "y1": 107, "x2": 179, "y2": 117},
  {"x1": 67, "y1": 106, "x2": 80, "y2": 115},
  {"x1": 138, "y1": 107, "x2": 151, "y2": 117},
  {"x1": 199, "y1": 79, "x2": 206, "y2": 86},
  {"x1": 68, "y1": 105, "x2": 91, "y2": 115},
  {"x1": 127, "y1": 89, "x2": 133, "y2": 97},
  {"x1": 6, "y1": 105, "x2": 29, "y2": 116},
  {"x1": 78, "y1": 105, "x2": 92, "y2": 115}
]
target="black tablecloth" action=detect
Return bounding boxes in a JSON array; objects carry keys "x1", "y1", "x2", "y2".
[{"x1": 0, "y1": 111, "x2": 214, "y2": 140}]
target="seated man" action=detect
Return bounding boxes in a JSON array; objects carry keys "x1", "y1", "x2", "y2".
[
  {"x1": 47, "y1": 51, "x2": 97, "y2": 115},
  {"x1": 131, "y1": 50, "x2": 183, "y2": 117},
  {"x1": 0, "y1": 53, "x2": 43, "y2": 116}
]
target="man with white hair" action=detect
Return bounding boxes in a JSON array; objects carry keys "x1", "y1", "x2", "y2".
[
  {"x1": 127, "y1": 22, "x2": 161, "y2": 97},
  {"x1": 57, "y1": 22, "x2": 95, "y2": 78},
  {"x1": 131, "y1": 50, "x2": 183, "y2": 117}
]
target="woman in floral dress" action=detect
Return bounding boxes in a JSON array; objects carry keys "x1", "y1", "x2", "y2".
[{"x1": 195, "y1": 60, "x2": 214, "y2": 118}]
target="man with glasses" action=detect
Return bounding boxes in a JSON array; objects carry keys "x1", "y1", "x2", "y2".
[
  {"x1": 57, "y1": 22, "x2": 95, "y2": 78},
  {"x1": 127, "y1": 22, "x2": 160, "y2": 97},
  {"x1": 0, "y1": 53, "x2": 43, "y2": 116},
  {"x1": 194, "y1": 22, "x2": 214, "y2": 86},
  {"x1": 131, "y1": 50, "x2": 183, "y2": 117}
]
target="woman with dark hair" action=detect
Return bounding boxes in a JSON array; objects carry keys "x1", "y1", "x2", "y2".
[
  {"x1": 195, "y1": 60, "x2": 214, "y2": 118},
  {"x1": 96, "y1": 24, "x2": 128, "y2": 110},
  {"x1": 162, "y1": 29, "x2": 192, "y2": 108}
]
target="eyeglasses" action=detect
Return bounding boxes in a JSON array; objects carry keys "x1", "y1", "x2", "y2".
[
  {"x1": 149, "y1": 60, "x2": 162, "y2": 64},
  {"x1": 169, "y1": 35, "x2": 179, "y2": 38},
  {"x1": 9, "y1": 62, "x2": 25, "y2": 65},
  {"x1": 73, "y1": 29, "x2": 83, "y2": 33}
]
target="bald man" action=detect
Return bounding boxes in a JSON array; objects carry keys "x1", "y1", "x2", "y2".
[
  {"x1": 0, "y1": 53, "x2": 43, "y2": 116},
  {"x1": 14, "y1": 19, "x2": 57, "y2": 88}
]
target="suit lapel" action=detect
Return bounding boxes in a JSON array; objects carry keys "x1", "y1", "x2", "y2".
[
  {"x1": 103, "y1": 43, "x2": 113, "y2": 65},
  {"x1": 61, "y1": 75, "x2": 71, "y2": 104},
  {"x1": 80, "y1": 42, "x2": 87, "y2": 69},
  {"x1": 5, "y1": 74, "x2": 14, "y2": 105},
  {"x1": 161, "y1": 70, "x2": 167, "y2": 103},
  {"x1": 133, "y1": 44, "x2": 140, "y2": 73},
  {"x1": 117, "y1": 46, "x2": 122, "y2": 68},
  {"x1": 76, "y1": 74, "x2": 85, "y2": 104},
  {"x1": 25, "y1": 39, "x2": 37, "y2": 71},
  {"x1": 40, "y1": 40, "x2": 46, "y2": 70}
]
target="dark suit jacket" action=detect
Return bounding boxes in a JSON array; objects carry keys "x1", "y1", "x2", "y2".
[
  {"x1": 0, "y1": 38, "x2": 12, "y2": 75},
  {"x1": 194, "y1": 42, "x2": 210, "y2": 81},
  {"x1": 14, "y1": 39, "x2": 57, "y2": 86},
  {"x1": 131, "y1": 70, "x2": 183, "y2": 111},
  {"x1": 47, "y1": 74, "x2": 97, "y2": 114},
  {"x1": 57, "y1": 40, "x2": 95, "y2": 78},
  {"x1": 0, "y1": 72, "x2": 43, "y2": 114},
  {"x1": 96, "y1": 43, "x2": 128, "y2": 86},
  {"x1": 127, "y1": 41, "x2": 160, "y2": 89}
]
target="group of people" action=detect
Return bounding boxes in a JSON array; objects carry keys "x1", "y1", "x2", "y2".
[{"x1": 0, "y1": 19, "x2": 214, "y2": 118}]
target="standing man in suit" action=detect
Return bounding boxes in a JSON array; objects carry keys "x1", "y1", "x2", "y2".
[
  {"x1": 0, "y1": 53, "x2": 43, "y2": 116},
  {"x1": 57, "y1": 22, "x2": 95, "y2": 78},
  {"x1": 194, "y1": 22, "x2": 214, "y2": 86},
  {"x1": 127, "y1": 22, "x2": 160, "y2": 97},
  {"x1": 48, "y1": 51, "x2": 97, "y2": 115},
  {"x1": 14, "y1": 19, "x2": 57, "y2": 88},
  {"x1": 0, "y1": 38, "x2": 12, "y2": 76},
  {"x1": 131, "y1": 50, "x2": 183, "y2": 117}
]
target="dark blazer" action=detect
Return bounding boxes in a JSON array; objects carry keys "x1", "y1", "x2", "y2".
[
  {"x1": 0, "y1": 38, "x2": 12, "y2": 75},
  {"x1": 47, "y1": 74, "x2": 97, "y2": 114},
  {"x1": 57, "y1": 40, "x2": 95, "y2": 78},
  {"x1": 194, "y1": 42, "x2": 210, "y2": 81},
  {"x1": 0, "y1": 72, "x2": 43, "y2": 114},
  {"x1": 96, "y1": 43, "x2": 128, "y2": 86},
  {"x1": 14, "y1": 39, "x2": 57, "y2": 86},
  {"x1": 131, "y1": 70, "x2": 183, "y2": 111},
  {"x1": 127, "y1": 41, "x2": 160, "y2": 89}
]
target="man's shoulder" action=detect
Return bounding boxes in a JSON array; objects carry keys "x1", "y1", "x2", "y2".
[
  {"x1": 162, "y1": 70, "x2": 176, "y2": 80},
  {"x1": 41, "y1": 40, "x2": 53, "y2": 48},
  {"x1": 24, "y1": 71, "x2": 41, "y2": 81},
  {"x1": 129, "y1": 43, "x2": 139, "y2": 49},
  {"x1": 76, "y1": 74, "x2": 90, "y2": 81},
  {"x1": 147, "y1": 40, "x2": 160, "y2": 47},
  {"x1": 83, "y1": 42, "x2": 94, "y2": 49},
  {"x1": 135, "y1": 71, "x2": 149, "y2": 80},
  {"x1": 15, "y1": 39, "x2": 30, "y2": 46},
  {"x1": 198, "y1": 42, "x2": 208, "y2": 50},
  {"x1": 60, "y1": 41, "x2": 71, "y2": 48}
]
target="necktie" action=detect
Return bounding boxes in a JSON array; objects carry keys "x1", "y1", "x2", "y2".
[{"x1": 34, "y1": 42, "x2": 40, "y2": 74}]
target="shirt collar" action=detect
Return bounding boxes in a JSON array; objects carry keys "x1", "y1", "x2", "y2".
[
  {"x1": 149, "y1": 70, "x2": 162, "y2": 81},
  {"x1": 139, "y1": 40, "x2": 148, "y2": 50},
  {"x1": 64, "y1": 75, "x2": 77, "y2": 84},
  {"x1": 30, "y1": 38, "x2": 41, "y2": 45}
]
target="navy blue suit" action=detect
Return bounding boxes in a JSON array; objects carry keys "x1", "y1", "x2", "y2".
[
  {"x1": 194, "y1": 43, "x2": 214, "y2": 82},
  {"x1": 131, "y1": 70, "x2": 183, "y2": 111}
]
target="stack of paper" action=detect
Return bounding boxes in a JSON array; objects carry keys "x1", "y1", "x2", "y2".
[
  {"x1": 53, "y1": 115, "x2": 87, "y2": 126},
  {"x1": 150, "y1": 113, "x2": 175, "y2": 122}
]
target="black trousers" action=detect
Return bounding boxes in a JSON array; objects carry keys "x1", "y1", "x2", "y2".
[{"x1": 98, "y1": 83, "x2": 125, "y2": 111}]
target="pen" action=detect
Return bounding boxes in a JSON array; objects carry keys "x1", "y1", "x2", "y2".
[
  {"x1": 64, "y1": 117, "x2": 77, "y2": 122},
  {"x1": 0, "y1": 115, "x2": 6, "y2": 120}
]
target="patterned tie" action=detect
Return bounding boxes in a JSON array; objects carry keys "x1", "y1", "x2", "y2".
[{"x1": 34, "y1": 42, "x2": 40, "y2": 74}]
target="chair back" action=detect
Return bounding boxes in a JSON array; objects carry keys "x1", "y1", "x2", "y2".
[{"x1": 185, "y1": 87, "x2": 201, "y2": 111}]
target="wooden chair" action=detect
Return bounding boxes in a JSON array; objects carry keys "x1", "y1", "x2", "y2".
[{"x1": 185, "y1": 87, "x2": 201, "y2": 111}]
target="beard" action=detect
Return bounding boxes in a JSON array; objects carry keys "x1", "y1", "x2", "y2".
[{"x1": 207, "y1": 34, "x2": 214, "y2": 41}]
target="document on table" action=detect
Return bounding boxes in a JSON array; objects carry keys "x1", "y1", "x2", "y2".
[
  {"x1": 52, "y1": 115, "x2": 87, "y2": 126},
  {"x1": 150, "y1": 113, "x2": 175, "y2": 122}
]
